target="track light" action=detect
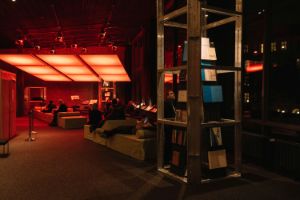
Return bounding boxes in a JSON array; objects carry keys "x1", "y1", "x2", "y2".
[
  {"x1": 34, "y1": 45, "x2": 41, "y2": 51},
  {"x1": 15, "y1": 39, "x2": 24, "y2": 47},
  {"x1": 55, "y1": 31, "x2": 64, "y2": 43},
  {"x1": 81, "y1": 47, "x2": 87, "y2": 53}
]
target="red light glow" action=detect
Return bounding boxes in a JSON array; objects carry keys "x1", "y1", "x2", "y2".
[
  {"x1": 54, "y1": 66, "x2": 93, "y2": 75},
  {"x1": 100, "y1": 74, "x2": 130, "y2": 82},
  {"x1": 67, "y1": 75, "x2": 99, "y2": 82},
  {"x1": 91, "y1": 66, "x2": 126, "y2": 74},
  {"x1": 246, "y1": 64, "x2": 263, "y2": 72},
  {"x1": 0, "y1": 54, "x2": 44, "y2": 65},
  {"x1": 16, "y1": 66, "x2": 59, "y2": 75},
  {"x1": 165, "y1": 74, "x2": 174, "y2": 83},
  {"x1": 37, "y1": 55, "x2": 83, "y2": 66},
  {"x1": 34, "y1": 74, "x2": 71, "y2": 81},
  {"x1": 80, "y1": 55, "x2": 122, "y2": 66}
]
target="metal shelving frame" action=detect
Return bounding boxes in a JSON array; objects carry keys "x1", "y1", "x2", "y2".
[{"x1": 157, "y1": 0, "x2": 243, "y2": 184}]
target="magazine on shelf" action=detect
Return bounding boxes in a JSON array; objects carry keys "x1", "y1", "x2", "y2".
[
  {"x1": 209, "y1": 127, "x2": 223, "y2": 147},
  {"x1": 177, "y1": 90, "x2": 187, "y2": 102}
]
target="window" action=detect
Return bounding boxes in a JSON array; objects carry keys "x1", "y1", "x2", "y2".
[
  {"x1": 244, "y1": 44, "x2": 249, "y2": 53},
  {"x1": 260, "y1": 43, "x2": 264, "y2": 53},
  {"x1": 271, "y1": 42, "x2": 277, "y2": 52},
  {"x1": 281, "y1": 41, "x2": 287, "y2": 50}
]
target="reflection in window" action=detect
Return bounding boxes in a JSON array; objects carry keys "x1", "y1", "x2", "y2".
[
  {"x1": 271, "y1": 42, "x2": 277, "y2": 52},
  {"x1": 260, "y1": 43, "x2": 264, "y2": 53},
  {"x1": 244, "y1": 44, "x2": 249, "y2": 53},
  {"x1": 244, "y1": 92, "x2": 250, "y2": 103},
  {"x1": 281, "y1": 41, "x2": 287, "y2": 50}
]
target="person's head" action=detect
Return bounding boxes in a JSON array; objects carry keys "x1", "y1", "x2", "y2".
[
  {"x1": 167, "y1": 90, "x2": 175, "y2": 100},
  {"x1": 112, "y1": 98, "x2": 118, "y2": 106},
  {"x1": 58, "y1": 99, "x2": 64, "y2": 105},
  {"x1": 49, "y1": 100, "x2": 53, "y2": 104},
  {"x1": 92, "y1": 103, "x2": 98, "y2": 110}
]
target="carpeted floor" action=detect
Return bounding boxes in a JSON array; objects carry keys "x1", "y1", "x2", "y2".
[{"x1": 0, "y1": 117, "x2": 300, "y2": 200}]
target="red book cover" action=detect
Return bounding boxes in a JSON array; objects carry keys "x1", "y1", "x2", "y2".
[{"x1": 172, "y1": 151, "x2": 180, "y2": 166}]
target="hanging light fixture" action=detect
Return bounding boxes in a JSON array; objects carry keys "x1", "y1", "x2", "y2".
[{"x1": 55, "y1": 31, "x2": 64, "y2": 43}]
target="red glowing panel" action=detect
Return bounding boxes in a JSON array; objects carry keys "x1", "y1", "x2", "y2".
[
  {"x1": 36, "y1": 55, "x2": 83, "y2": 66},
  {"x1": 0, "y1": 54, "x2": 44, "y2": 66},
  {"x1": 34, "y1": 75, "x2": 71, "y2": 81},
  {"x1": 100, "y1": 74, "x2": 131, "y2": 82},
  {"x1": 245, "y1": 60, "x2": 263, "y2": 73},
  {"x1": 16, "y1": 66, "x2": 59, "y2": 75},
  {"x1": 164, "y1": 74, "x2": 173, "y2": 83},
  {"x1": 54, "y1": 66, "x2": 93, "y2": 75},
  {"x1": 80, "y1": 55, "x2": 122, "y2": 66},
  {"x1": 67, "y1": 75, "x2": 99, "y2": 82},
  {"x1": 246, "y1": 64, "x2": 263, "y2": 73},
  {"x1": 91, "y1": 66, "x2": 126, "y2": 74}
]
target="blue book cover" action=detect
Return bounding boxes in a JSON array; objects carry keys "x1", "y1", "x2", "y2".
[{"x1": 203, "y1": 85, "x2": 223, "y2": 103}]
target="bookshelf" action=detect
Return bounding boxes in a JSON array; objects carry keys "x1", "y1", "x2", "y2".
[
  {"x1": 156, "y1": 0, "x2": 242, "y2": 184},
  {"x1": 98, "y1": 81, "x2": 116, "y2": 108}
]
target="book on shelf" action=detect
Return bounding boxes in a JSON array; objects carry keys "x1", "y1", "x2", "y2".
[
  {"x1": 171, "y1": 129, "x2": 186, "y2": 146},
  {"x1": 175, "y1": 109, "x2": 187, "y2": 122},
  {"x1": 210, "y1": 127, "x2": 223, "y2": 146},
  {"x1": 208, "y1": 149, "x2": 227, "y2": 170},
  {"x1": 177, "y1": 90, "x2": 187, "y2": 102},
  {"x1": 203, "y1": 85, "x2": 223, "y2": 103},
  {"x1": 171, "y1": 150, "x2": 180, "y2": 166},
  {"x1": 202, "y1": 69, "x2": 217, "y2": 81}
]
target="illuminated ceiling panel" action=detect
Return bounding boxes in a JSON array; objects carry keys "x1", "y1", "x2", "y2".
[
  {"x1": 80, "y1": 55, "x2": 122, "y2": 66},
  {"x1": 54, "y1": 66, "x2": 93, "y2": 75},
  {"x1": 91, "y1": 66, "x2": 127, "y2": 75},
  {"x1": 36, "y1": 55, "x2": 83, "y2": 66},
  {"x1": 0, "y1": 54, "x2": 44, "y2": 66},
  {"x1": 100, "y1": 74, "x2": 130, "y2": 82},
  {"x1": 34, "y1": 74, "x2": 71, "y2": 82},
  {"x1": 67, "y1": 75, "x2": 99, "y2": 82},
  {"x1": 16, "y1": 66, "x2": 59, "y2": 75}
]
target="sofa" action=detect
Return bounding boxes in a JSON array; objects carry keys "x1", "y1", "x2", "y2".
[
  {"x1": 33, "y1": 110, "x2": 86, "y2": 129},
  {"x1": 84, "y1": 119, "x2": 156, "y2": 161},
  {"x1": 33, "y1": 110, "x2": 54, "y2": 123}
]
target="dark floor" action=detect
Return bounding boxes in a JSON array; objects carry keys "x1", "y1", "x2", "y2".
[{"x1": 0, "y1": 117, "x2": 300, "y2": 200}]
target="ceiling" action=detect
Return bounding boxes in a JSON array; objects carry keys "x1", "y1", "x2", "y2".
[
  {"x1": 0, "y1": 0, "x2": 155, "y2": 49},
  {"x1": 0, "y1": 54, "x2": 131, "y2": 82}
]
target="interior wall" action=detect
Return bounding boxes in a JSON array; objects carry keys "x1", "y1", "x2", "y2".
[{"x1": 23, "y1": 73, "x2": 97, "y2": 107}]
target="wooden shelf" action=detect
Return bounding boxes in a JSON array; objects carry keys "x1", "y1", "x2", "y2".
[
  {"x1": 157, "y1": 118, "x2": 187, "y2": 128},
  {"x1": 202, "y1": 119, "x2": 240, "y2": 128},
  {"x1": 158, "y1": 168, "x2": 187, "y2": 183}
]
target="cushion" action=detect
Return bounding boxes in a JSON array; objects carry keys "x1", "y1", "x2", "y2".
[
  {"x1": 136, "y1": 129, "x2": 156, "y2": 139},
  {"x1": 58, "y1": 112, "x2": 80, "y2": 118}
]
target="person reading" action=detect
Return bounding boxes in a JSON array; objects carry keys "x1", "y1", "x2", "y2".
[
  {"x1": 42, "y1": 100, "x2": 57, "y2": 113},
  {"x1": 49, "y1": 99, "x2": 67, "y2": 127},
  {"x1": 88, "y1": 103, "x2": 103, "y2": 133}
]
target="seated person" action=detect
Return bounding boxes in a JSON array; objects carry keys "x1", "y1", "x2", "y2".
[
  {"x1": 105, "y1": 98, "x2": 125, "y2": 120},
  {"x1": 42, "y1": 100, "x2": 57, "y2": 113},
  {"x1": 39, "y1": 99, "x2": 47, "y2": 107},
  {"x1": 88, "y1": 103, "x2": 103, "y2": 133},
  {"x1": 49, "y1": 99, "x2": 67, "y2": 126},
  {"x1": 101, "y1": 99, "x2": 132, "y2": 138}
]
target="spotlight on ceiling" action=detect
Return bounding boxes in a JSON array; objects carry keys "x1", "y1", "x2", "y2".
[
  {"x1": 50, "y1": 45, "x2": 55, "y2": 54},
  {"x1": 12, "y1": 0, "x2": 16, "y2": 2},
  {"x1": 71, "y1": 43, "x2": 78, "y2": 49},
  {"x1": 99, "y1": 28, "x2": 107, "y2": 39},
  {"x1": 81, "y1": 47, "x2": 87, "y2": 53},
  {"x1": 34, "y1": 45, "x2": 41, "y2": 51},
  {"x1": 55, "y1": 31, "x2": 64, "y2": 43},
  {"x1": 15, "y1": 39, "x2": 24, "y2": 47}
]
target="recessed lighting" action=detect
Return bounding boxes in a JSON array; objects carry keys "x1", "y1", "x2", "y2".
[{"x1": 12, "y1": 0, "x2": 16, "y2": 2}]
